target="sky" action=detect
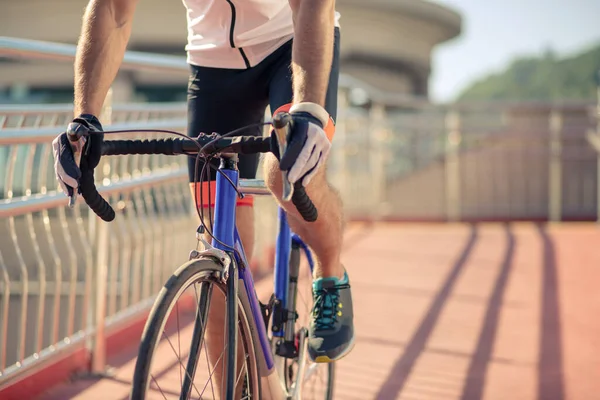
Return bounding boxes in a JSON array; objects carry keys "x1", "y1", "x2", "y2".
[{"x1": 430, "y1": 0, "x2": 600, "y2": 102}]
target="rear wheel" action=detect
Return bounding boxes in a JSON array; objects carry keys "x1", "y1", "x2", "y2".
[
  {"x1": 275, "y1": 242, "x2": 335, "y2": 399},
  {"x1": 130, "y1": 257, "x2": 261, "y2": 399}
]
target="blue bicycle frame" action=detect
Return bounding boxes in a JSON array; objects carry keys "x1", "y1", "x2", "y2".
[{"x1": 209, "y1": 155, "x2": 314, "y2": 372}]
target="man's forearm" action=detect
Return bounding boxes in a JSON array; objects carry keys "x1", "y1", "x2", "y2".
[
  {"x1": 74, "y1": 0, "x2": 137, "y2": 117},
  {"x1": 289, "y1": 0, "x2": 335, "y2": 107}
]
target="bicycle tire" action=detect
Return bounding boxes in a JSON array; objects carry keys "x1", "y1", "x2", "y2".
[
  {"x1": 278, "y1": 244, "x2": 336, "y2": 400},
  {"x1": 285, "y1": 357, "x2": 335, "y2": 400},
  {"x1": 130, "y1": 257, "x2": 261, "y2": 400}
]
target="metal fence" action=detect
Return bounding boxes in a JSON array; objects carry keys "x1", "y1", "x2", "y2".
[
  {"x1": 0, "y1": 36, "x2": 599, "y2": 390},
  {"x1": 333, "y1": 96, "x2": 599, "y2": 222},
  {"x1": 0, "y1": 37, "x2": 281, "y2": 387},
  {"x1": 0, "y1": 103, "x2": 284, "y2": 386},
  {"x1": 0, "y1": 103, "x2": 198, "y2": 381},
  {"x1": 585, "y1": 78, "x2": 600, "y2": 222}
]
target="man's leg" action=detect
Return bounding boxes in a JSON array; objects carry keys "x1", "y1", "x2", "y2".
[
  {"x1": 265, "y1": 27, "x2": 343, "y2": 279},
  {"x1": 264, "y1": 28, "x2": 344, "y2": 278},
  {"x1": 186, "y1": 63, "x2": 267, "y2": 393},
  {"x1": 263, "y1": 155, "x2": 344, "y2": 279},
  {"x1": 265, "y1": 27, "x2": 354, "y2": 362}
]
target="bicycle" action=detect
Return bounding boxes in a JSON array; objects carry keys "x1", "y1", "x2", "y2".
[{"x1": 69, "y1": 112, "x2": 335, "y2": 400}]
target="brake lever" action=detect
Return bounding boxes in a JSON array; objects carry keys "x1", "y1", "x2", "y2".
[
  {"x1": 272, "y1": 112, "x2": 294, "y2": 202},
  {"x1": 65, "y1": 121, "x2": 91, "y2": 208}
]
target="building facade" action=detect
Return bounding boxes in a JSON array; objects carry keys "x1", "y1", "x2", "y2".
[{"x1": 0, "y1": 0, "x2": 461, "y2": 103}]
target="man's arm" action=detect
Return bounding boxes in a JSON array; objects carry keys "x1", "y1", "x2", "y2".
[
  {"x1": 74, "y1": 0, "x2": 139, "y2": 116},
  {"x1": 288, "y1": 0, "x2": 335, "y2": 107}
]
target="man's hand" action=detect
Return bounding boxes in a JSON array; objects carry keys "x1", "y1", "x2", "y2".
[
  {"x1": 52, "y1": 114, "x2": 104, "y2": 203},
  {"x1": 279, "y1": 102, "x2": 332, "y2": 187}
]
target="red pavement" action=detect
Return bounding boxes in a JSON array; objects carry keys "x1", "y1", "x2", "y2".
[{"x1": 35, "y1": 222, "x2": 600, "y2": 400}]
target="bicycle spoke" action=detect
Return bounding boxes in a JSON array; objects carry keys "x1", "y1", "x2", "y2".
[
  {"x1": 198, "y1": 343, "x2": 228, "y2": 398},
  {"x1": 235, "y1": 353, "x2": 249, "y2": 387},
  {"x1": 202, "y1": 327, "x2": 217, "y2": 400},
  {"x1": 150, "y1": 374, "x2": 170, "y2": 400},
  {"x1": 176, "y1": 281, "x2": 214, "y2": 399},
  {"x1": 194, "y1": 282, "x2": 217, "y2": 400},
  {"x1": 160, "y1": 323, "x2": 203, "y2": 398}
]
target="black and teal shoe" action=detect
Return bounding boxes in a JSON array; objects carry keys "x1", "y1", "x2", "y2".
[{"x1": 307, "y1": 271, "x2": 355, "y2": 363}]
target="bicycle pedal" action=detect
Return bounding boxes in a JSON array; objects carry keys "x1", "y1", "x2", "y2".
[{"x1": 275, "y1": 339, "x2": 298, "y2": 359}]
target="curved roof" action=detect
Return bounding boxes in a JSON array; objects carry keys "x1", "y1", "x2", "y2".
[{"x1": 341, "y1": 0, "x2": 462, "y2": 41}]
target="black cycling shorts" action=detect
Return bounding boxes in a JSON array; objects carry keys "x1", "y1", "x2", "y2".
[{"x1": 186, "y1": 27, "x2": 340, "y2": 182}]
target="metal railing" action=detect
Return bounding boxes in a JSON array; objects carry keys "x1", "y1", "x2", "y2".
[
  {"x1": 333, "y1": 98, "x2": 598, "y2": 222},
  {"x1": 0, "y1": 36, "x2": 282, "y2": 386},
  {"x1": 0, "y1": 103, "x2": 197, "y2": 383},
  {"x1": 0, "y1": 36, "x2": 188, "y2": 73},
  {"x1": 585, "y1": 71, "x2": 600, "y2": 222}
]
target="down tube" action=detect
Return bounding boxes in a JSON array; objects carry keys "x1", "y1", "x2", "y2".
[
  {"x1": 237, "y1": 244, "x2": 275, "y2": 370},
  {"x1": 273, "y1": 207, "x2": 291, "y2": 338},
  {"x1": 213, "y1": 164, "x2": 275, "y2": 369}
]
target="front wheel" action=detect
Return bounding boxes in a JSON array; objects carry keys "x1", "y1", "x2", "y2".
[{"x1": 130, "y1": 257, "x2": 261, "y2": 400}]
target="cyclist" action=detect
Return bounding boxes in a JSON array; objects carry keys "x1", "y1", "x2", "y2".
[{"x1": 52, "y1": 0, "x2": 354, "y2": 386}]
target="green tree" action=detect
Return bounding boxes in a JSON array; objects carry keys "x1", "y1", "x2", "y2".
[{"x1": 457, "y1": 43, "x2": 600, "y2": 102}]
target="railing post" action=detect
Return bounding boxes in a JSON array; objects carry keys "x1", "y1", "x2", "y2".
[
  {"x1": 91, "y1": 220, "x2": 109, "y2": 373},
  {"x1": 369, "y1": 102, "x2": 387, "y2": 221},
  {"x1": 90, "y1": 87, "x2": 113, "y2": 374},
  {"x1": 596, "y1": 69, "x2": 600, "y2": 223},
  {"x1": 336, "y1": 91, "x2": 349, "y2": 208},
  {"x1": 444, "y1": 109, "x2": 462, "y2": 222},
  {"x1": 548, "y1": 109, "x2": 563, "y2": 222}
]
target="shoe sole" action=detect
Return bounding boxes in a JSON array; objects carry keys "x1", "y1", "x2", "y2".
[{"x1": 310, "y1": 334, "x2": 356, "y2": 364}]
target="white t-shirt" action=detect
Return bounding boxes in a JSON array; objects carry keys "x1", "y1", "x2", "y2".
[{"x1": 181, "y1": 0, "x2": 341, "y2": 69}]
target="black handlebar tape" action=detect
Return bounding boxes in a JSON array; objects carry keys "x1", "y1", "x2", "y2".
[
  {"x1": 101, "y1": 138, "x2": 184, "y2": 156},
  {"x1": 291, "y1": 181, "x2": 318, "y2": 222},
  {"x1": 79, "y1": 168, "x2": 115, "y2": 222},
  {"x1": 101, "y1": 137, "x2": 272, "y2": 156},
  {"x1": 228, "y1": 136, "x2": 272, "y2": 154}
]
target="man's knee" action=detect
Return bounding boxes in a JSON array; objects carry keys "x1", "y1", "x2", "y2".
[
  {"x1": 263, "y1": 153, "x2": 284, "y2": 199},
  {"x1": 263, "y1": 153, "x2": 330, "y2": 203}
]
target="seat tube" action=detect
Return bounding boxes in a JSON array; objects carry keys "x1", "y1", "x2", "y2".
[
  {"x1": 212, "y1": 155, "x2": 239, "y2": 250},
  {"x1": 274, "y1": 207, "x2": 291, "y2": 310}
]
